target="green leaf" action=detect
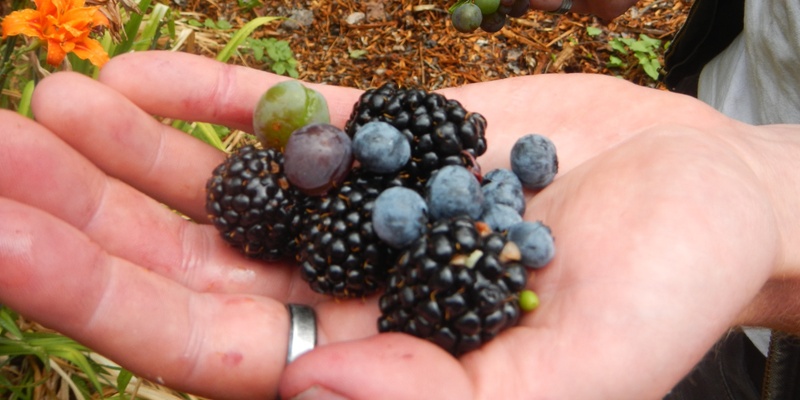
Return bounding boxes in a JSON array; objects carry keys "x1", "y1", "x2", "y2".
[
  {"x1": 252, "y1": 45, "x2": 264, "y2": 61},
  {"x1": 618, "y1": 37, "x2": 636, "y2": 47},
  {"x1": 634, "y1": 52, "x2": 652, "y2": 66},
  {"x1": 217, "y1": 16, "x2": 283, "y2": 63},
  {"x1": 216, "y1": 19, "x2": 233, "y2": 30},
  {"x1": 117, "y1": 368, "x2": 134, "y2": 395},
  {"x1": 266, "y1": 43, "x2": 282, "y2": 62},
  {"x1": 607, "y1": 55, "x2": 624, "y2": 68},
  {"x1": 272, "y1": 62, "x2": 287, "y2": 75},
  {"x1": 629, "y1": 40, "x2": 652, "y2": 54},
  {"x1": 610, "y1": 39, "x2": 627, "y2": 54},
  {"x1": 642, "y1": 59, "x2": 660, "y2": 80},
  {"x1": 586, "y1": 26, "x2": 602, "y2": 37},
  {"x1": 638, "y1": 33, "x2": 661, "y2": 48}
]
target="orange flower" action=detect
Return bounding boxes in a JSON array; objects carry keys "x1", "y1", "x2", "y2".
[{"x1": 2, "y1": 0, "x2": 110, "y2": 67}]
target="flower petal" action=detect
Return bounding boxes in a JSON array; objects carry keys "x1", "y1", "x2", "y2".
[
  {"x1": 45, "y1": 38, "x2": 68, "y2": 66},
  {"x1": 71, "y1": 36, "x2": 109, "y2": 67},
  {"x1": 1, "y1": 9, "x2": 45, "y2": 39}
]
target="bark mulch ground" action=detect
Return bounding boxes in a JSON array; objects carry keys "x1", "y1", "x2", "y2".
[{"x1": 179, "y1": 0, "x2": 691, "y2": 90}]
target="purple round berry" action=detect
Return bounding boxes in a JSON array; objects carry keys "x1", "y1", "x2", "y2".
[{"x1": 284, "y1": 123, "x2": 353, "y2": 196}]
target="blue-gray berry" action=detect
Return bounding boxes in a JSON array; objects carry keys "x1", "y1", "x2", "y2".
[
  {"x1": 484, "y1": 168, "x2": 523, "y2": 188},
  {"x1": 507, "y1": 221, "x2": 555, "y2": 269},
  {"x1": 482, "y1": 168, "x2": 526, "y2": 216},
  {"x1": 510, "y1": 134, "x2": 558, "y2": 190},
  {"x1": 481, "y1": 204, "x2": 523, "y2": 232},
  {"x1": 373, "y1": 187, "x2": 429, "y2": 249},
  {"x1": 352, "y1": 121, "x2": 411, "y2": 174},
  {"x1": 426, "y1": 165, "x2": 484, "y2": 221}
]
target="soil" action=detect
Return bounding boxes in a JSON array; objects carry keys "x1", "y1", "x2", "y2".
[{"x1": 175, "y1": 0, "x2": 691, "y2": 90}]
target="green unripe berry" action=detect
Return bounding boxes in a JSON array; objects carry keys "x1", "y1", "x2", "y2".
[
  {"x1": 451, "y1": 3, "x2": 483, "y2": 33},
  {"x1": 475, "y1": 0, "x2": 501, "y2": 15},
  {"x1": 252, "y1": 81, "x2": 330, "y2": 150},
  {"x1": 519, "y1": 289, "x2": 540, "y2": 312}
]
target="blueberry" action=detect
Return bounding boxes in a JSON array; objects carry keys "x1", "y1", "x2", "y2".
[
  {"x1": 484, "y1": 168, "x2": 522, "y2": 188},
  {"x1": 426, "y1": 165, "x2": 484, "y2": 221},
  {"x1": 481, "y1": 204, "x2": 523, "y2": 232},
  {"x1": 506, "y1": 221, "x2": 555, "y2": 269},
  {"x1": 352, "y1": 121, "x2": 411, "y2": 174},
  {"x1": 373, "y1": 187, "x2": 429, "y2": 249},
  {"x1": 482, "y1": 168, "x2": 526, "y2": 216},
  {"x1": 510, "y1": 134, "x2": 558, "y2": 190}
]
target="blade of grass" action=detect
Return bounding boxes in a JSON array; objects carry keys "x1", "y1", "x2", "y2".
[
  {"x1": 49, "y1": 358, "x2": 88, "y2": 400},
  {"x1": 192, "y1": 122, "x2": 226, "y2": 150},
  {"x1": 113, "y1": 0, "x2": 153, "y2": 56},
  {"x1": 0, "y1": 307, "x2": 24, "y2": 339},
  {"x1": 216, "y1": 16, "x2": 283, "y2": 63},
  {"x1": 16, "y1": 80, "x2": 35, "y2": 119},
  {"x1": 136, "y1": 3, "x2": 170, "y2": 52},
  {"x1": 0, "y1": 332, "x2": 107, "y2": 395}
]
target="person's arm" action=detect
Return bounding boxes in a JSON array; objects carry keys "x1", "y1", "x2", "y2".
[{"x1": 729, "y1": 124, "x2": 800, "y2": 333}]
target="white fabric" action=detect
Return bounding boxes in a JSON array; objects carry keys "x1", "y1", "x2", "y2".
[{"x1": 698, "y1": 0, "x2": 800, "y2": 125}]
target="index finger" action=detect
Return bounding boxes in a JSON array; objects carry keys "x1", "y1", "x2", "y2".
[{"x1": 98, "y1": 51, "x2": 363, "y2": 132}]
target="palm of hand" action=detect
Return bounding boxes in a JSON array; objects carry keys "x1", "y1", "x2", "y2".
[{"x1": 0, "y1": 51, "x2": 778, "y2": 399}]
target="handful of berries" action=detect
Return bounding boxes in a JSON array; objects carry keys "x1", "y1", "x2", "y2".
[{"x1": 205, "y1": 81, "x2": 558, "y2": 356}]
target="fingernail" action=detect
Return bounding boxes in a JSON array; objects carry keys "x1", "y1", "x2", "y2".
[{"x1": 290, "y1": 385, "x2": 350, "y2": 400}]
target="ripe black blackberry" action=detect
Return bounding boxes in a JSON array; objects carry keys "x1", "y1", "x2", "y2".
[
  {"x1": 297, "y1": 168, "x2": 400, "y2": 298},
  {"x1": 378, "y1": 216, "x2": 529, "y2": 356},
  {"x1": 343, "y1": 82, "x2": 488, "y2": 192},
  {"x1": 206, "y1": 145, "x2": 307, "y2": 260}
]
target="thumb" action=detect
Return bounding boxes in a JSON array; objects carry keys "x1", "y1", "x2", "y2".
[{"x1": 279, "y1": 333, "x2": 474, "y2": 399}]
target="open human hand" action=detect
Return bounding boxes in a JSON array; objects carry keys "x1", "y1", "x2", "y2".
[{"x1": 1, "y1": 50, "x2": 795, "y2": 399}]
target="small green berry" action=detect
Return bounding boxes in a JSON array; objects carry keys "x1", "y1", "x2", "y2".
[
  {"x1": 252, "y1": 80, "x2": 330, "y2": 150},
  {"x1": 475, "y1": 0, "x2": 500, "y2": 15},
  {"x1": 519, "y1": 289, "x2": 539, "y2": 312}
]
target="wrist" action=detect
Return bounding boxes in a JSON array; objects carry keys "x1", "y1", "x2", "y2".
[
  {"x1": 727, "y1": 124, "x2": 800, "y2": 331},
  {"x1": 745, "y1": 125, "x2": 800, "y2": 279}
]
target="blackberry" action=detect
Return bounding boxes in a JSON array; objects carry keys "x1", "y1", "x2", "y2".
[
  {"x1": 206, "y1": 145, "x2": 307, "y2": 260},
  {"x1": 343, "y1": 82, "x2": 488, "y2": 192},
  {"x1": 378, "y1": 216, "x2": 529, "y2": 356},
  {"x1": 297, "y1": 168, "x2": 399, "y2": 298}
]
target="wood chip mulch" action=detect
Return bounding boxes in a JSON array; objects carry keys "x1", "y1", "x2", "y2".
[{"x1": 178, "y1": 0, "x2": 691, "y2": 90}]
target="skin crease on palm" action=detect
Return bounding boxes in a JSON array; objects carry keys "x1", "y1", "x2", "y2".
[{"x1": 0, "y1": 50, "x2": 796, "y2": 400}]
